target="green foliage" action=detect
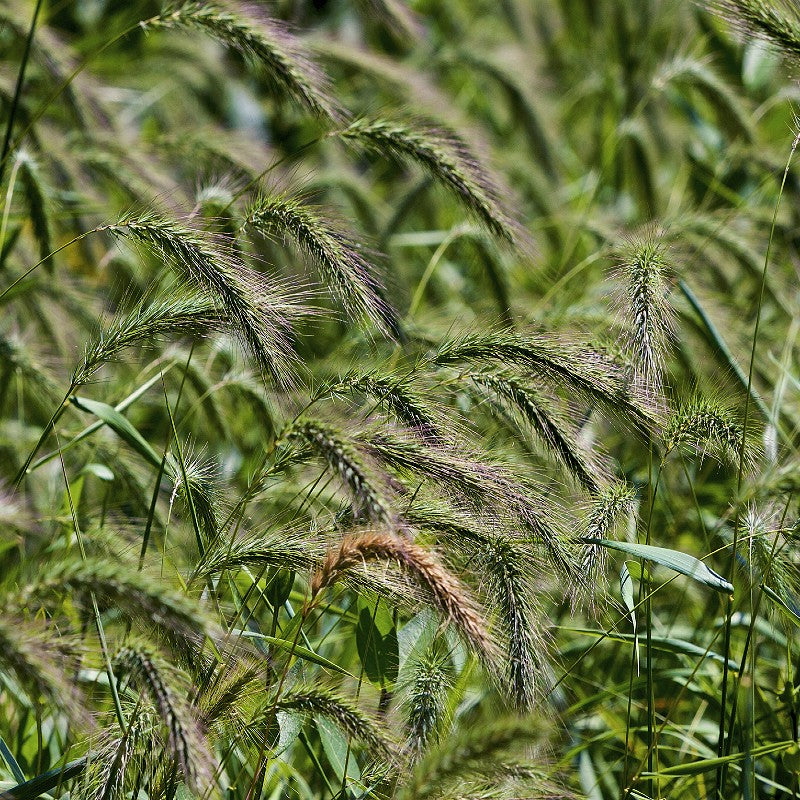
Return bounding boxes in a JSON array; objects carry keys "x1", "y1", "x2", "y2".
[{"x1": 2, "y1": 0, "x2": 800, "y2": 799}]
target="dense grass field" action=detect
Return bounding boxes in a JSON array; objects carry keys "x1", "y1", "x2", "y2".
[{"x1": 2, "y1": 1, "x2": 800, "y2": 798}]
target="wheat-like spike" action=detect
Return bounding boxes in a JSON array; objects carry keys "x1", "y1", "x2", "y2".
[
  {"x1": 576, "y1": 483, "x2": 637, "y2": 612},
  {"x1": 109, "y1": 214, "x2": 302, "y2": 386},
  {"x1": 244, "y1": 191, "x2": 399, "y2": 336},
  {"x1": 664, "y1": 394, "x2": 753, "y2": 468},
  {"x1": 361, "y1": 428, "x2": 499, "y2": 502},
  {"x1": 150, "y1": 1, "x2": 343, "y2": 121},
  {"x1": 90, "y1": 715, "x2": 145, "y2": 800},
  {"x1": 407, "y1": 505, "x2": 548, "y2": 709},
  {"x1": 16, "y1": 150, "x2": 54, "y2": 267},
  {"x1": 344, "y1": 373, "x2": 443, "y2": 443},
  {"x1": 196, "y1": 660, "x2": 263, "y2": 729},
  {"x1": 478, "y1": 537, "x2": 548, "y2": 710},
  {"x1": 285, "y1": 417, "x2": 395, "y2": 523},
  {"x1": 434, "y1": 329, "x2": 658, "y2": 436},
  {"x1": 336, "y1": 117, "x2": 523, "y2": 247},
  {"x1": 403, "y1": 653, "x2": 452, "y2": 758},
  {"x1": 114, "y1": 648, "x2": 213, "y2": 792},
  {"x1": 193, "y1": 523, "x2": 320, "y2": 579},
  {"x1": 311, "y1": 532, "x2": 494, "y2": 659},
  {"x1": 470, "y1": 371, "x2": 607, "y2": 492},
  {"x1": 615, "y1": 231, "x2": 674, "y2": 399},
  {"x1": 23, "y1": 559, "x2": 212, "y2": 639},
  {"x1": 166, "y1": 444, "x2": 221, "y2": 540},
  {"x1": 397, "y1": 716, "x2": 545, "y2": 800},
  {"x1": 276, "y1": 688, "x2": 397, "y2": 760},
  {"x1": 74, "y1": 292, "x2": 220, "y2": 386},
  {"x1": 707, "y1": 0, "x2": 800, "y2": 59},
  {"x1": 0, "y1": 615, "x2": 86, "y2": 725}
]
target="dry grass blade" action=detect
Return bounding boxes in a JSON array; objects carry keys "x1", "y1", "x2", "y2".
[
  {"x1": 151, "y1": 1, "x2": 343, "y2": 120},
  {"x1": 311, "y1": 532, "x2": 494, "y2": 659},
  {"x1": 336, "y1": 117, "x2": 524, "y2": 247},
  {"x1": 244, "y1": 191, "x2": 399, "y2": 336}
]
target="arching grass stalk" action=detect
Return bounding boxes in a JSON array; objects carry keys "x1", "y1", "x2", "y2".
[{"x1": 715, "y1": 125, "x2": 800, "y2": 799}]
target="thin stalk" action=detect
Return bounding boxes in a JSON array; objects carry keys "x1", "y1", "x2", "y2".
[
  {"x1": 57, "y1": 435, "x2": 127, "y2": 734},
  {"x1": 0, "y1": 0, "x2": 43, "y2": 187},
  {"x1": 716, "y1": 128, "x2": 800, "y2": 799}
]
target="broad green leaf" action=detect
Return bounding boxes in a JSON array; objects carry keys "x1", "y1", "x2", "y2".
[
  {"x1": 265, "y1": 568, "x2": 295, "y2": 608},
  {"x1": 276, "y1": 711, "x2": 303, "y2": 757},
  {"x1": 233, "y1": 630, "x2": 353, "y2": 676},
  {"x1": 70, "y1": 396, "x2": 162, "y2": 470},
  {"x1": 31, "y1": 371, "x2": 168, "y2": 472},
  {"x1": 644, "y1": 740, "x2": 793, "y2": 777},
  {"x1": 3, "y1": 757, "x2": 86, "y2": 800},
  {"x1": 585, "y1": 538, "x2": 733, "y2": 593},
  {"x1": 563, "y1": 627, "x2": 739, "y2": 669},
  {"x1": 316, "y1": 715, "x2": 360, "y2": 784},
  {"x1": 0, "y1": 736, "x2": 25, "y2": 783},
  {"x1": 356, "y1": 596, "x2": 398, "y2": 688}
]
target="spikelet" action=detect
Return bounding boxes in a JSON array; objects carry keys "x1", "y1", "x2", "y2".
[
  {"x1": 615, "y1": 231, "x2": 674, "y2": 400},
  {"x1": 403, "y1": 653, "x2": 452, "y2": 759},
  {"x1": 406, "y1": 504, "x2": 550, "y2": 709},
  {"x1": 0, "y1": 615, "x2": 86, "y2": 726},
  {"x1": 24, "y1": 559, "x2": 212, "y2": 640},
  {"x1": 576, "y1": 483, "x2": 637, "y2": 613},
  {"x1": 193, "y1": 523, "x2": 320, "y2": 579},
  {"x1": 708, "y1": 1, "x2": 800, "y2": 60},
  {"x1": 664, "y1": 394, "x2": 753, "y2": 468},
  {"x1": 74, "y1": 292, "x2": 220, "y2": 385},
  {"x1": 150, "y1": 1, "x2": 343, "y2": 120},
  {"x1": 344, "y1": 373, "x2": 442, "y2": 443},
  {"x1": 470, "y1": 371, "x2": 609, "y2": 492},
  {"x1": 244, "y1": 191, "x2": 399, "y2": 336},
  {"x1": 434, "y1": 329, "x2": 658, "y2": 436},
  {"x1": 113, "y1": 648, "x2": 213, "y2": 792},
  {"x1": 276, "y1": 688, "x2": 397, "y2": 760},
  {"x1": 337, "y1": 117, "x2": 524, "y2": 247},
  {"x1": 286, "y1": 417, "x2": 394, "y2": 523},
  {"x1": 311, "y1": 532, "x2": 494, "y2": 659},
  {"x1": 108, "y1": 214, "x2": 302, "y2": 386},
  {"x1": 397, "y1": 716, "x2": 547, "y2": 800}
]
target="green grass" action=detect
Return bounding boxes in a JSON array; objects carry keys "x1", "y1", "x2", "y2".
[{"x1": 1, "y1": 1, "x2": 800, "y2": 799}]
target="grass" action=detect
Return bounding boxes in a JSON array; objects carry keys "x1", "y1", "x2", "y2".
[{"x1": 1, "y1": 1, "x2": 800, "y2": 799}]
